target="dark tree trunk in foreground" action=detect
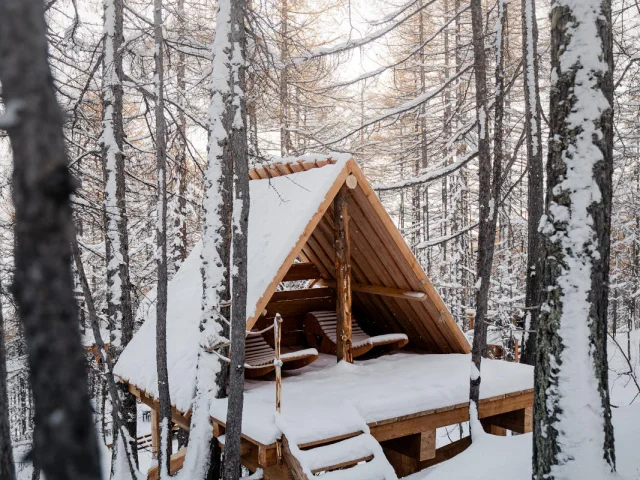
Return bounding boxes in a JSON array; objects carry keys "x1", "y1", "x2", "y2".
[
  {"x1": 0, "y1": 1, "x2": 101, "y2": 479},
  {"x1": 468, "y1": 0, "x2": 493, "y2": 437},
  {"x1": 154, "y1": 0, "x2": 172, "y2": 476},
  {"x1": 0, "y1": 280, "x2": 16, "y2": 480},
  {"x1": 533, "y1": 0, "x2": 615, "y2": 477},
  {"x1": 520, "y1": 0, "x2": 544, "y2": 366},
  {"x1": 223, "y1": 0, "x2": 250, "y2": 475}
]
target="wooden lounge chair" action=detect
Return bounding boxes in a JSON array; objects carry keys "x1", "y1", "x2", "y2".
[
  {"x1": 244, "y1": 333, "x2": 319, "y2": 379},
  {"x1": 304, "y1": 311, "x2": 409, "y2": 358}
]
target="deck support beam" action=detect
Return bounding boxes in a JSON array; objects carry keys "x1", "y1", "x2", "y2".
[
  {"x1": 151, "y1": 408, "x2": 160, "y2": 459},
  {"x1": 334, "y1": 184, "x2": 353, "y2": 363}
]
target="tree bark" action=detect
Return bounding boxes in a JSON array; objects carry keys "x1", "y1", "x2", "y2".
[
  {"x1": 223, "y1": 0, "x2": 250, "y2": 475},
  {"x1": 72, "y1": 237, "x2": 140, "y2": 479},
  {"x1": 468, "y1": 0, "x2": 493, "y2": 438},
  {"x1": 180, "y1": 0, "x2": 236, "y2": 476},
  {"x1": 172, "y1": 0, "x2": 188, "y2": 274},
  {"x1": 102, "y1": 0, "x2": 137, "y2": 466},
  {"x1": 533, "y1": 0, "x2": 616, "y2": 476},
  {"x1": 0, "y1": 1, "x2": 101, "y2": 478},
  {"x1": 0, "y1": 278, "x2": 16, "y2": 480},
  {"x1": 154, "y1": 0, "x2": 172, "y2": 476},
  {"x1": 334, "y1": 186, "x2": 353, "y2": 364},
  {"x1": 520, "y1": 0, "x2": 544, "y2": 366}
]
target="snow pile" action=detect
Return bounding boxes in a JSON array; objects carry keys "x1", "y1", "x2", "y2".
[
  {"x1": 406, "y1": 404, "x2": 640, "y2": 480},
  {"x1": 210, "y1": 353, "x2": 533, "y2": 445},
  {"x1": 114, "y1": 157, "x2": 349, "y2": 412},
  {"x1": 408, "y1": 332, "x2": 640, "y2": 480}
]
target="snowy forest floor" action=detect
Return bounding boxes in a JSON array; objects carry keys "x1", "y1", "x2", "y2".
[{"x1": 11, "y1": 330, "x2": 640, "y2": 479}]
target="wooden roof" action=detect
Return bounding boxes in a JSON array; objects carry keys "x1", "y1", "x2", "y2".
[{"x1": 246, "y1": 157, "x2": 470, "y2": 354}]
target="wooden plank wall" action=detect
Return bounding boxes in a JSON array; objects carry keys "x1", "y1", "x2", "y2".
[{"x1": 253, "y1": 288, "x2": 335, "y2": 348}]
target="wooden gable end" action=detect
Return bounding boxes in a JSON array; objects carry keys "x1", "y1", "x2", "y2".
[{"x1": 246, "y1": 158, "x2": 470, "y2": 355}]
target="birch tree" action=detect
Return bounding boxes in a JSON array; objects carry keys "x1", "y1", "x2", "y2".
[
  {"x1": 102, "y1": 0, "x2": 138, "y2": 469},
  {"x1": 533, "y1": 0, "x2": 616, "y2": 477},
  {"x1": 154, "y1": 0, "x2": 173, "y2": 476},
  {"x1": 0, "y1": 0, "x2": 101, "y2": 478}
]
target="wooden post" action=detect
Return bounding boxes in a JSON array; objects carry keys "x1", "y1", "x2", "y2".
[
  {"x1": 274, "y1": 314, "x2": 283, "y2": 414},
  {"x1": 274, "y1": 313, "x2": 283, "y2": 465},
  {"x1": 334, "y1": 185, "x2": 353, "y2": 363},
  {"x1": 151, "y1": 408, "x2": 160, "y2": 459}
]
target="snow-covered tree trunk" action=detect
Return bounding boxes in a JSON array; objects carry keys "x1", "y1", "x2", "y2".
[
  {"x1": 0, "y1": 279, "x2": 16, "y2": 480},
  {"x1": 520, "y1": 0, "x2": 544, "y2": 366},
  {"x1": 468, "y1": 0, "x2": 492, "y2": 438},
  {"x1": 533, "y1": 0, "x2": 616, "y2": 477},
  {"x1": 223, "y1": 0, "x2": 250, "y2": 473},
  {"x1": 154, "y1": 0, "x2": 172, "y2": 476},
  {"x1": 0, "y1": 1, "x2": 101, "y2": 478},
  {"x1": 172, "y1": 0, "x2": 188, "y2": 275},
  {"x1": 176, "y1": 0, "x2": 237, "y2": 477},
  {"x1": 102, "y1": 0, "x2": 138, "y2": 469}
]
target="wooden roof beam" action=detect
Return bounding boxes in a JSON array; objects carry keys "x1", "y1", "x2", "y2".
[
  {"x1": 282, "y1": 262, "x2": 322, "y2": 281},
  {"x1": 321, "y1": 280, "x2": 428, "y2": 301}
]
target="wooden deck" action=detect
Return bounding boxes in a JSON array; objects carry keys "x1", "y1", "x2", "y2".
[
  {"x1": 125, "y1": 356, "x2": 533, "y2": 479},
  {"x1": 209, "y1": 387, "x2": 533, "y2": 478}
]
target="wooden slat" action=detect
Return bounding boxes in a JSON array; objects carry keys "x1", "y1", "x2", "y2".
[
  {"x1": 315, "y1": 212, "x2": 422, "y2": 346},
  {"x1": 321, "y1": 280, "x2": 427, "y2": 301},
  {"x1": 348, "y1": 183, "x2": 455, "y2": 352},
  {"x1": 282, "y1": 262, "x2": 321, "y2": 281},
  {"x1": 338, "y1": 202, "x2": 439, "y2": 351},
  {"x1": 246, "y1": 162, "x2": 351, "y2": 331},
  {"x1": 347, "y1": 160, "x2": 470, "y2": 353}
]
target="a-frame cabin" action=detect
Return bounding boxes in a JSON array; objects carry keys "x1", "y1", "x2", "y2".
[{"x1": 114, "y1": 155, "x2": 533, "y2": 479}]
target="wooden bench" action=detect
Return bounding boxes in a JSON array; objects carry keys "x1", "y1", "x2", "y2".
[
  {"x1": 245, "y1": 333, "x2": 319, "y2": 379},
  {"x1": 304, "y1": 311, "x2": 409, "y2": 358}
]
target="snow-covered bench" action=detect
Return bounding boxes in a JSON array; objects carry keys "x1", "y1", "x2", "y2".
[
  {"x1": 304, "y1": 311, "x2": 409, "y2": 358},
  {"x1": 244, "y1": 333, "x2": 319, "y2": 379}
]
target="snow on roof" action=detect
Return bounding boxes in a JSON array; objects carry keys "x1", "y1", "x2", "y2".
[
  {"x1": 114, "y1": 155, "x2": 350, "y2": 412},
  {"x1": 209, "y1": 353, "x2": 534, "y2": 445}
]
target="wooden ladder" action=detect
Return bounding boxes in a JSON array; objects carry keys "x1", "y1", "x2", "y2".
[{"x1": 282, "y1": 431, "x2": 397, "y2": 480}]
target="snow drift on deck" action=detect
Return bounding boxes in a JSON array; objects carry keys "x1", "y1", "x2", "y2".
[
  {"x1": 114, "y1": 156, "x2": 349, "y2": 412},
  {"x1": 209, "y1": 353, "x2": 533, "y2": 445}
]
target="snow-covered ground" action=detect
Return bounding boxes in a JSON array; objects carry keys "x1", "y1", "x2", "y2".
[
  {"x1": 409, "y1": 329, "x2": 640, "y2": 479},
  {"x1": 12, "y1": 331, "x2": 639, "y2": 478}
]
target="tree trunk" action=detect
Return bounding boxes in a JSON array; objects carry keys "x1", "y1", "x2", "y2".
[
  {"x1": 154, "y1": 0, "x2": 172, "y2": 476},
  {"x1": 533, "y1": 0, "x2": 616, "y2": 476},
  {"x1": 467, "y1": 0, "x2": 493, "y2": 438},
  {"x1": 279, "y1": 0, "x2": 292, "y2": 156},
  {"x1": 72, "y1": 237, "x2": 140, "y2": 479},
  {"x1": 172, "y1": 0, "x2": 188, "y2": 274},
  {"x1": 520, "y1": 0, "x2": 544, "y2": 366},
  {"x1": 223, "y1": 0, "x2": 250, "y2": 474},
  {"x1": 0, "y1": 1, "x2": 101, "y2": 478},
  {"x1": 0, "y1": 279, "x2": 16, "y2": 480},
  {"x1": 102, "y1": 0, "x2": 137, "y2": 467},
  {"x1": 179, "y1": 0, "x2": 236, "y2": 477}
]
